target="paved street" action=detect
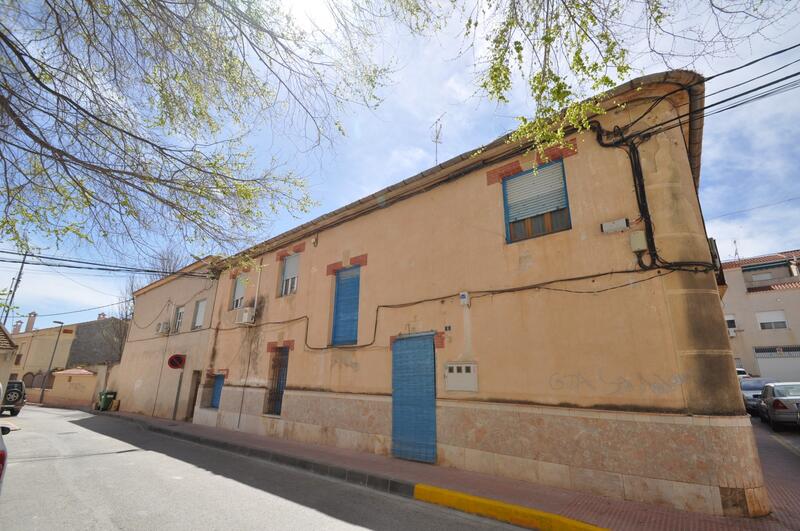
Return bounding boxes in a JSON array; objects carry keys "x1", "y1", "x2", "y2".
[
  {"x1": 0, "y1": 408, "x2": 516, "y2": 531},
  {"x1": 2, "y1": 407, "x2": 800, "y2": 531}
]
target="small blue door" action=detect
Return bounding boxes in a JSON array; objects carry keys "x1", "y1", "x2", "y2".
[
  {"x1": 392, "y1": 334, "x2": 436, "y2": 463},
  {"x1": 332, "y1": 266, "x2": 360, "y2": 345},
  {"x1": 210, "y1": 374, "x2": 224, "y2": 409}
]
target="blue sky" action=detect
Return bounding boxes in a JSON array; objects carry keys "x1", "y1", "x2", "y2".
[{"x1": 2, "y1": 5, "x2": 799, "y2": 329}]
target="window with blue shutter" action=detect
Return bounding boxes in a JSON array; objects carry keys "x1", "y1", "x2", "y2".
[
  {"x1": 502, "y1": 159, "x2": 571, "y2": 242},
  {"x1": 332, "y1": 266, "x2": 360, "y2": 345}
]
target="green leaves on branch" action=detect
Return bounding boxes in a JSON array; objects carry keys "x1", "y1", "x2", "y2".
[
  {"x1": 392, "y1": 0, "x2": 796, "y2": 158},
  {"x1": 0, "y1": 0, "x2": 382, "y2": 254}
]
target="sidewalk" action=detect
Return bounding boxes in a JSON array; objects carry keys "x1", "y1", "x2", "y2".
[{"x1": 91, "y1": 410, "x2": 796, "y2": 530}]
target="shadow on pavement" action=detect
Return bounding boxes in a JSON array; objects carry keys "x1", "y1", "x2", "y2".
[{"x1": 68, "y1": 413, "x2": 496, "y2": 531}]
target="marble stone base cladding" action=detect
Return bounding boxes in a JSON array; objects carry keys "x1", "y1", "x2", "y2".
[
  {"x1": 198, "y1": 390, "x2": 769, "y2": 517},
  {"x1": 436, "y1": 400, "x2": 770, "y2": 517},
  {"x1": 215, "y1": 390, "x2": 393, "y2": 456}
]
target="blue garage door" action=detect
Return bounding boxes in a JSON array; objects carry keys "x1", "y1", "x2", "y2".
[
  {"x1": 392, "y1": 334, "x2": 436, "y2": 463},
  {"x1": 332, "y1": 266, "x2": 360, "y2": 345}
]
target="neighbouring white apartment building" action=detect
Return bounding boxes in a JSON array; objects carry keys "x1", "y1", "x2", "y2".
[{"x1": 722, "y1": 249, "x2": 800, "y2": 379}]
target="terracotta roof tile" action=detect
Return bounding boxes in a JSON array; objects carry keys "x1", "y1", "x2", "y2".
[
  {"x1": 0, "y1": 324, "x2": 16, "y2": 351},
  {"x1": 722, "y1": 249, "x2": 800, "y2": 270},
  {"x1": 747, "y1": 281, "x2": 800, "y2": 293}
]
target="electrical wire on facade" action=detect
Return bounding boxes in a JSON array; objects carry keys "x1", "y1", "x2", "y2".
[
  {"x1": 203, "y1": 268, "x2": 677, "y2": 355},
  {"x1": 130, "y1": 280, "x2": 216, "y2": 331}
]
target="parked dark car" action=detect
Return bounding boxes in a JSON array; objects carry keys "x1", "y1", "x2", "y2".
[
  {"x1": 0, "y1": 383, "x2": 12, "y2": 494},
  {"x1": 1, "y1": 380, "x2": 26, "y2": 416},
  {"x1": 741, "y1": 378, "x2": 776, "y2": 415},
  {"x1": 758, "y1": 382, "x2": 800, "y2": 431}
]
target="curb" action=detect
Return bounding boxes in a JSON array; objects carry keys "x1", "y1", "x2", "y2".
[
  {"x1": 414, "y1": 484, "x2": 607, "y2": 531},
  {"x1": 93, "y1": 410, "x2": 604, "y2": 530}
]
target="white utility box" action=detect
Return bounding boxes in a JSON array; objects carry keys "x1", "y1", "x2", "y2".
[{"x1": 444, "y1": 362, "x2": 478, "y2": 392}]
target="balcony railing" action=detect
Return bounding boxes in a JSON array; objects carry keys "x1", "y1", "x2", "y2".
[{"x1": 746, "y1": 275, "x2": 800, "y2": 291}]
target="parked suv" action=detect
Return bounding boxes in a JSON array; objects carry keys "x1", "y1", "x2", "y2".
[{"x1": 2, "y1": 380, "x2": 26, "y2": 416}]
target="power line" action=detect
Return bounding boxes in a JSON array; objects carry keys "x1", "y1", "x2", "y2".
[
  {"x1": 0, "y1": 250, "x2": 208, "y2": 278},
  {"x1": 625, "y1": 40, "x2": 800, "y2": 130},
  {"x1": 8, "y1": 299, "x2": 131, "y2": 320},
  {"x1": 705, "y1": 195, "x2": 800, "y2": 221},
  {"x1": 632, "y1": 68, "x2": 800, "y2": 139},
  {"x1": 32, "y1": 256, "x2": 123, "y2": 297}
]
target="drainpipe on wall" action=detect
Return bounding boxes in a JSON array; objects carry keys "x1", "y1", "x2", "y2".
[
  {"x1": 151, "y1": 300, "x2": 173, "y2": 417},
  {"x1": 237, "y1": 255, "x2": 264, "y2": 430}
]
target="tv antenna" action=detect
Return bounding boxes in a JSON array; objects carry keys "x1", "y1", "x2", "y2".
[{"x1": 430, "y1": 113, "x2": 446, "y2": 164}]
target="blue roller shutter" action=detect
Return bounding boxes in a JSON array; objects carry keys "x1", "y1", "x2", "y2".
[
  {"x1": 504, "y1": 160, "x2": 567, "y2": 222},
  {"x1": 392, "y1": 334, "x2": 436, "y2": 463},
  {"x1": 332, "y1": 266, "x2": 360, "y2": 345}
]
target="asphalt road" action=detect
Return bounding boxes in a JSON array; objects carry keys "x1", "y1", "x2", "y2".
[{"x1": 0, "y1": 407, "x2": 517, "y2": 531}]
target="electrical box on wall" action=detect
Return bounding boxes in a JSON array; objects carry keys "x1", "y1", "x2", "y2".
[
  {"x1": 629, "y1": 230, "x2": 648, "y2": 253},
  {"x1": 600, "y1": 218, "x2": 629, "y2": 233},
  {"x1": 444, "y1": 362, "x2": 478, "y2": 392}
]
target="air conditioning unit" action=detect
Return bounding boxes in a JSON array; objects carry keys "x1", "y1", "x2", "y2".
[
  {"x1": 156, "y1": 321, "x2": 171, "y2": 335},
  {"x1": 728, "y1": 328, "x2": 736, "y2": 338},
  {"x1": 234, "y1": 307, "x2": 255, "y2": 325}
]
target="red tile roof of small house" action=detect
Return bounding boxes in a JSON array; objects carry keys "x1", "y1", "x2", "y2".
[{"x1": 722, "y1": 249, "x2": 800, "y2": 270}]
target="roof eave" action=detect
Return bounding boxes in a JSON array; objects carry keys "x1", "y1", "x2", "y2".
[{"x1": 233, "y1": 70, "x2": 706, "y2": 263}]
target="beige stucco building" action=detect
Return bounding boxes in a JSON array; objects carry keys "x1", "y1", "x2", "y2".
[
  {"x1": 721, "y1": 249, "x2": 800, "y2": 378},
  {"x1": 113, "y1": 259, "x2": 218, "y2": 420},
  {"x1": 5, "y1": 312, "x2": 127, "y2": 402},
  {"x1": 114, "y1": 71, "x2": 768, "y2": 517},
  {"x1": 0, "y1": 324, "x2": 17, "y2": 387}
]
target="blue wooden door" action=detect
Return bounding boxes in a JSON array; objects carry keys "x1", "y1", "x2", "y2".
[
  {"x1": 332, "y1": 266, "x2": 360, "y2": 345},
  {"x1": 392, "y1": 334, "x2": 436, "y2": 463},
  {"x1": 211, "y1": 374, "x2": 224, "y2": 409}
]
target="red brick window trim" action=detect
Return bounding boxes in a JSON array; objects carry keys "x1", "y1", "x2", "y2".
[
  {"x1": 389, "y1": 331, "x2": 445, "y2": 348},
  {"x1": 485, "y1": 139, "x2": 577, "y2": 186},
  {"x1": 326, "y1": 261, "x2": 344, "y2": 276},
  {"x1": 486, "y1": 161, "x2": 522, "y2": 186},
  {"x1": 349, "y1": 254, "x2": 368, "y2": 267},
  {"x1": 267, "y1": 340, "x2": 295, "y2": 353}
]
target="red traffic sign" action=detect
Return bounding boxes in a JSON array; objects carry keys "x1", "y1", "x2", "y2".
[{"x1": 167, "y1": 354, "x2": 186, "y2": 369}]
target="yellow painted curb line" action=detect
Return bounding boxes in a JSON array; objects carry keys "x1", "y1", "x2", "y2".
[{"x1": 413, "y1": 484, "x2": 608, "y2": 531}]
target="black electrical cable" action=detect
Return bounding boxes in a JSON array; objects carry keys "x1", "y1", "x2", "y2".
[
  {"x1": 8, "y1": 299, "x2": 132, "y2": 319},
  {"x1": 628, "y1": 69, "x2": 800, "y2": 141},
  {"x1": 589, "y1": 120, "x2": 715, "y2": 273},
  {"x1": 624, "y1": 41, "x2": 800, "y2": 131},
  {"x1": 646, "y1": 76, "x2": 800, "y2": 139},
  {"x1": 0, "y1": 251, "x2": 208, "y2": 278},
  {"x1": 192, "y1": 268, "x2": 677, "y2": 354}
]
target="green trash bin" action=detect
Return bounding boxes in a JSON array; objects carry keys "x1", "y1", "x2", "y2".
[{"x1": 98, "y1": 391, "x2": 117, "y2": 411}]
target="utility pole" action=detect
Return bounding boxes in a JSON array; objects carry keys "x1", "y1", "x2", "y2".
[
  {"x1": 1, "y1": 250, "x2": 27, "y2": 325},
  {"x1": 39, "y1": 320, "x2": 64, "y2": 404}
]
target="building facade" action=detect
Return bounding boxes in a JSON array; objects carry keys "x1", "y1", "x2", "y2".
[
  {"x1": 0, "y1": 324, "x2": 17, "y2": 387},
  {"x1": 115, "y1": 71, "x2": 768, "y2": 517},
  {"x1": 5, "y1": 312, "x2": 128, "y2": 402},
  {"x1": 721, "y1": 250, "x2": 800, "y2": 378},
  {"x1": 112, "y1": 259, "x2": 217, "y2": 420}
]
